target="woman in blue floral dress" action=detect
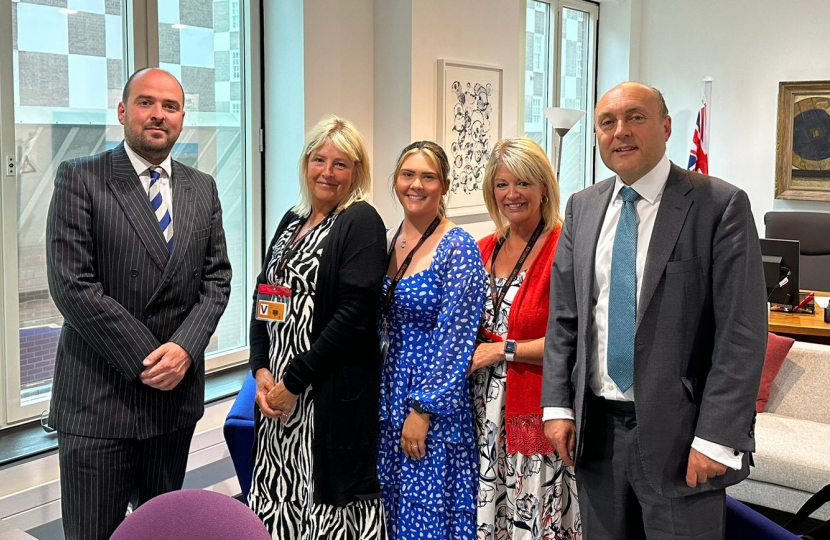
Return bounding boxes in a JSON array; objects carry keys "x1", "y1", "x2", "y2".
[{"x1": 378, "y1": 141, "x2": 487, "y2": 540}]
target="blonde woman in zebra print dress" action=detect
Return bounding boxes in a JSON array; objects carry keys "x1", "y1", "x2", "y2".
[{"x1": 248, "y1": 115, "x2": 388, "y2": 539}]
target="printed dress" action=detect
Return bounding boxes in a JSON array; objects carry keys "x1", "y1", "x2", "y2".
[
  {"x1": 470, "y1": 272, "x2": 581, "y2": 540},
  {"x1": 378, "y1": 227, "x2": 487, "y2": 540},
  {"x1": 248, "y1": 214, "x2": 387, "y2": 540}
]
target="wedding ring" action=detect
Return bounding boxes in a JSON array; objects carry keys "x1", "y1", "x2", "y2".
[{"x1": 411, "y1": 443, "x2": 417, "y2": 449}]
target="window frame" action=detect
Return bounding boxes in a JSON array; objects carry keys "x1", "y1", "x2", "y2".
[
  {"x1": 520, "y1": 0, "x2": 599, "y2": 197},
  {"x1": 0, "y1": 0, "x2": 261, "y2": 428}
]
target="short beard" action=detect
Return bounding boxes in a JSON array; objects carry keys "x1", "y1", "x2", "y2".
[{"x1": 126, "y1": 132, "x2": 175, "y2": 165}]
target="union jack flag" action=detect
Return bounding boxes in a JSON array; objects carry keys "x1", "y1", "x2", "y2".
[
  {"x1": 687, "y1": 105, "x2": 708, "y2": 174},
  {"x1": 688, "y1": 79, "x2": 712, "y2": 174}
]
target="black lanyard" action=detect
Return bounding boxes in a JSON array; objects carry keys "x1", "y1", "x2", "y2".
[
  {"x1": 382, "y1": 215, "x2": 443, "y2": 325},
  {"x1": 488, "y1": 218, "x2": 545, "y2": 329}
]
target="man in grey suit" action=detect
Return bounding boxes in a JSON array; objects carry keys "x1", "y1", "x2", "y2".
[
  {"x1": 46, "y1": 68, "x2": 232, "y2": 539},
  {"x1": 542, "y1": 82, "x2": 767, "y2": 539}
]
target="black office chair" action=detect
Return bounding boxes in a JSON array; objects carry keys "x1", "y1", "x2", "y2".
[{"x1": 764, "y1": 211, "x2": 830, "y2": 292}]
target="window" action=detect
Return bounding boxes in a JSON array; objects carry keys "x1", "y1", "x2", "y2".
[
  {"x1": 230, "y1": 0, "x2": 240, "y2": 31},
  {"x1": 231, "y1": 50, "x2": 240, "y2": 80},
  {"x1": 0, "y1": 0, "x2": 258, "y2": 427},
  {"x1": 532, "y1": 96, "x2": 542, "y2": 124},
  {"x1": 533, "y1": 34, "x2": 544, "y2": 72},
  {"x1": 522, "y1": 0, "x2": 598, "y2": 214}
]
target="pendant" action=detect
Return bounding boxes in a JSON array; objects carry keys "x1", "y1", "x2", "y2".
[{"x1": 400, "y1": 237, "x2": 407, "y2": 249}]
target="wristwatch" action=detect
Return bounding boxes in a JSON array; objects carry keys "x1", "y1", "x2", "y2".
[
  {"x1": 412, "y1": 400, "x2": 431, "y2": 415},
  {"x1": 504, "y1": 339, "x2": 517, "y2": 362}
]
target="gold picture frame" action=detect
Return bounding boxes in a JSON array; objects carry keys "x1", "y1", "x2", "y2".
[{"x1": 775, "y1": 80, "x2": 830, "y2": 201}]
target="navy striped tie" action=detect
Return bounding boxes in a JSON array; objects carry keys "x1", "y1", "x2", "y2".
[
  {"x1": 149, "y1": 167, "x2": 174, "y2": 252},
  {"x1": 607, "y1": 186, "x2": 640, "y2": 392}
]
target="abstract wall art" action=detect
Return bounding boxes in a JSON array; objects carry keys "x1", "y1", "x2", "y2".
[{"x1": 437, "y1": 60, "x2": 503, "y2": 216}]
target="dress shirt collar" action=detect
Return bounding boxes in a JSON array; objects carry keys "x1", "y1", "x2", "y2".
[
  {"x1": 123, "y1": 141, "x2": 173, "y2": 180},
  {"x1": 611, "y1": 154, "x2": 670, "y2": 205}
]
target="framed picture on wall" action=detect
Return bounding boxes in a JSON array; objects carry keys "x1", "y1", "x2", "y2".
[
  {"x1": 436, "y1": 60, "x2": 503, "y2": 216},
  {"x1": 775, "y1": 80, "x2": 830, "y2": 201}
]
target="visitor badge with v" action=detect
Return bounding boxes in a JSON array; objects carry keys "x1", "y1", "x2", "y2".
[{"x1": 256, "y1": 283, "x2": 292, "y2": 323}]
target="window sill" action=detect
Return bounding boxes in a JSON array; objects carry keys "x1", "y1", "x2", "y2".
[{"x1": 0, "y1": 364, "x2": 249, "y2": 468}]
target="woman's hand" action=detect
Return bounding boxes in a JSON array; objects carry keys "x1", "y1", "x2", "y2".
[
  {"x1": 267, "y1": 379, "x2": 299, "y2": 424},
  {"x1": 400, "y1": 409, "x2": 430, "y2": 460},
  {"x1": 254, "y1": 368, "x2": 280, "y2": 418},
  {"x1": 468, "y1": 341, "x2": 505, "y2": 376}
]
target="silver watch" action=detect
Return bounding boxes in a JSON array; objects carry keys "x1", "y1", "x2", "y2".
[{"x1": 504, "y1": 339, "x2": 517, "y2": 362}]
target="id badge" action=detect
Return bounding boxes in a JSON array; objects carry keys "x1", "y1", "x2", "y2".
[
  {"x1": 379, "y1": 320, "x2": 390, "y2": 362},
  {"x1": 256, "y1": 283, "x2": 292, "y2": 323}
]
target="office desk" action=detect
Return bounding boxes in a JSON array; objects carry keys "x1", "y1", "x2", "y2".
[{"x1": 769, "y1": 293, "x2": 830, "y2": 342}]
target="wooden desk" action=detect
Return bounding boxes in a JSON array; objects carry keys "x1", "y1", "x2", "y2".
[{"x1": 769, "y1": 292, "x2": 830, "y2": 341}]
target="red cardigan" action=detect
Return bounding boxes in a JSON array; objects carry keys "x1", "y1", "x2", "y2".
[{"x1": 478, "y1": 224, "x2": 561, "y2": 455}]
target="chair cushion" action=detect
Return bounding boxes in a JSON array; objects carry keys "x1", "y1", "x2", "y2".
[
  {"x1": 756, "y1": 333, "x2": 794, "y2": 413},
  {"x1": 750, "y1": 413, "x2": 830, "y2": 494}
]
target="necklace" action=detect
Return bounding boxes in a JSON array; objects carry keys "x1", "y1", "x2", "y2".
[{"x1": 400, "y1": 236, "x2": 408, "y2": 249}]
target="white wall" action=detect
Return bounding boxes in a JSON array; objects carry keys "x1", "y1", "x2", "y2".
[
  {"x1": 399, "y1": 0, "x2": 522, "y2": 237},
  {"x1": 627, "y1": 0, "x2": 830, "y2": 233}
]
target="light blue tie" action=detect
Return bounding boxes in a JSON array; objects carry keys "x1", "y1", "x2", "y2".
[
  {"x1": 149, "y1": 167, "x2": 174, "y2": 252},
  {"x1": 607, "y1": 186, "x2": 640, "y2": 392}
]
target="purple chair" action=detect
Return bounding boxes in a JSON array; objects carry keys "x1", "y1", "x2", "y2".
[
  {"x1": 110, "y1": 490, "x2": 270, "y2": 540},
  {"x1": 725, "y1": 496, "x2": 800, "y2": 540}
]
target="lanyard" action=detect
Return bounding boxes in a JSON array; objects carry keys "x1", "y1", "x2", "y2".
[
  {"x1": 382, "y1": 215, "x2": 443, "y2": 324},
  {"x1": 274, "y1": 212, "x2": 331, "y2": 280},
  {"x1": 488, "y1": 218, "x2": 545, "y2": 329}
]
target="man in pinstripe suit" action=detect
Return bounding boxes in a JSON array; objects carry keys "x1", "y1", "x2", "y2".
[{"x1": 46, "y1": 68, "x2": 232, "y2": 540}]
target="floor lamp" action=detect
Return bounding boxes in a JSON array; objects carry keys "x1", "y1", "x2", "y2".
[{"x1": 543, "y1": 107, "x2": 586, "y2": 179}]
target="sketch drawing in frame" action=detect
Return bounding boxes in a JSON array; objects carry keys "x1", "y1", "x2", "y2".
[
  {"x1": 437, "y1": 60, "x2": 503, "y2": 216},
  {"x1": 776, "y1": 80, "x2": 830, "y2": 201}
]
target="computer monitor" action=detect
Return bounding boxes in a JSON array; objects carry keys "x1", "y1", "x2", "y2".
[{"x1": 760, "y1": 238, "x2": 800, "y2": 311}]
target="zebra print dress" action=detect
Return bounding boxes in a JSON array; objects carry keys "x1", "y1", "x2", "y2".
[{"x1": 248, "y1": 213, "x2": 387, "y2": 540}]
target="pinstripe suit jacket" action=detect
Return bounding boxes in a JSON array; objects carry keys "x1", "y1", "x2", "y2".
[
  {"x1": 542, "y1": 164, "x2": 767, "y2": 497},
  {"x1": 46, "y1": 142, "x2": 232, "y2": 440}
]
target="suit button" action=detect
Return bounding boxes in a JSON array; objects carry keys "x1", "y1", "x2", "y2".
[
  {"x1": 192, "y1": 269, "x2": 199, "y2": 278},
  {"x1": 130, "y1": 270, "x2": 139, "y2": 277},
  {"x1": 749, "y1": 430, "x2": 755, "y2": 438}
]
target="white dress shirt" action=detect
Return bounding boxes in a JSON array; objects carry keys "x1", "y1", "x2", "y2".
[
  {"x1": 123, "y1": 141, "x2": 174, "y2": 219},
  {"x1": 543, "y1": 155, "x2": 743, "y2": 470}
]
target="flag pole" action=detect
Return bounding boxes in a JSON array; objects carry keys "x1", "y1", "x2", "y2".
[{"x1": 702, "y1": 77, "x2": 713, "y2": 159}]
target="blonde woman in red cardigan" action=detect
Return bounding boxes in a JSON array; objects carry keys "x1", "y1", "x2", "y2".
[{"x1": 469, "y1": 137, "x2": 581, "y2": 540}]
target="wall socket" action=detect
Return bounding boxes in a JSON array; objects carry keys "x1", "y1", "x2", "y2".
[{"x1": 5, "y1": 156, "x2": 14, "y2": 177}]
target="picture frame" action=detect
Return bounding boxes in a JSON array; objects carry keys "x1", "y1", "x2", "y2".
[
  {"x1": 436, "y1": 60, "x2": 503, "y2": 216},
  {"x1": 775, "y1": 80, "x2": 830, "y2": 201}
]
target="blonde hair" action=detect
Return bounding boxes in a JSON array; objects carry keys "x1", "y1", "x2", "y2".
[
  {"x1": 482, "y1": 137, "x2": 562, "y2": 239},
  {"x1": 392, "y1": 141, "x2": 451, "y2": 216},
  {"x1": 294, "y1": 114, "x2": 371, "y2": 216}
]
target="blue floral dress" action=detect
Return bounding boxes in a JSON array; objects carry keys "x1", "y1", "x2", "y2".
[{"x1": 378, "y1": 227, "x2": 487, "y2": 540}]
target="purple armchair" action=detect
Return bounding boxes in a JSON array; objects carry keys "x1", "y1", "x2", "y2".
[{"x1": 110, "y1": 490, "x2": 270, "y2": 540}]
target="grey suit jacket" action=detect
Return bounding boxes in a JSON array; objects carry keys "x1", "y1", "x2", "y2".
[
  {"x1": 46, "y1": 142, "x2": 232, "y2": 440},
  {"x1": 542, "y1": 163, "x2": 767, "y2": 497}
]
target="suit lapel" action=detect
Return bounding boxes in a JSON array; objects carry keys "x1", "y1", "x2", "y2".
[
  {"x1": 147, "y1": 160, "x2": 195, "y2": 305},
  {"x1": 637, "y1": 164, "x2": 693, "y2": 325},
  {"x1": 107, "y1": 143, "x2": 169, "y2": 272},
  {"x1": 577, "y1": 178, "x2": 615, "y2": 302}
]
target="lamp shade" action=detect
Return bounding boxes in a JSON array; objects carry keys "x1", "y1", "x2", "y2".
[{"x1": 543, "y1": 107, "x2": 586, "y2": 136}]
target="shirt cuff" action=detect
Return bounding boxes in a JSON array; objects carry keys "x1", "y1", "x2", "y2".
[
  {"x1": 542, "y1": 407, "x2": 575, "y2": 422},
  {"x1": 692, "y1": 437, "x2": 743, "y2": 470}
]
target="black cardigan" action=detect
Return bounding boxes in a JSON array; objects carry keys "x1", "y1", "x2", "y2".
[{"x1": 249, "y1": 201, "x2": 387, "y2": 506}]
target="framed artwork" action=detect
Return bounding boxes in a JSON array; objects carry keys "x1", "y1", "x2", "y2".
[
  {"x1": 436, "y1": 60, "x2": 503, "y2": 216},
  {"x1": 775, "y1": 80, "x2": 830, "y2": 201}
]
